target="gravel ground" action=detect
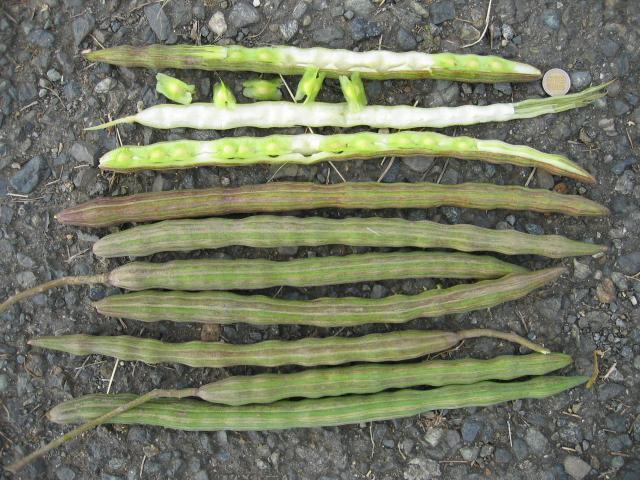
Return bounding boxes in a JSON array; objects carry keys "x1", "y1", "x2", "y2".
[{"x1": 1, "y1": 0, "x2": 639, "y2": 478}]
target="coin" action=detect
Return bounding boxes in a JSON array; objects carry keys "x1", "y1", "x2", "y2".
[{"x1": 542, "y1": 68, "x2": 571, "y2": 96}]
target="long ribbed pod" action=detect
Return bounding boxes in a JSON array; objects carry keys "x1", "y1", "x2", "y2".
[
  {"x1": 49, "y1": 376, "x2": 588, "y2": 430},
  {"x1": 29, "y1": 329, "x2": 552, "y2": 368},
  {"x1": 93, "y1": 216, "x2": 606, "y2": 259},
  {"x1": 87, "y1": 84, "x2": 607, "y2": 132},
  {"x1": 95, "y1": 267, "x2": 564, "y2": 327},
  {"x1": 195, "y1": 353, "x2": 572, "y2": 404},
  {"x1": 84, "y1": 44, "x2": 541, "y2": 83},
  {"x1": 56, "y1": 182, "x2": 609, "y2": 228},
  {"x1": 96, "y1": 132, "x2": 594, "y2": 183},
  {"x1": 106, "y1": 253, "x2": 531, "y2": 291}
]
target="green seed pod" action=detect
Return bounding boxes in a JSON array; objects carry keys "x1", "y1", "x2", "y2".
[
  {"x1": 86, "y1": 83, "x2": 609, "y2": 133},
  {"x1": 56, "y1": 183, "x2": 609, "y2": 228},
  {"x1": 194, "y1": 353, "x2": 572, "y2": 404},
  {"x1": 49, "y1": 376, "x2": 588, "y2": 430},
  {"x1": 155, "y1": 73, "x2": 195, "y2": 105},
  {"x1": 29, "y1": 328, "x2": 552, "y2": 368},
  {"x1": 93, "y1": 267, "x2": 563, "y2": 327},
  {"x1": 242, "y1": 78, "x2": 283, "y2": 101},
  {"x1": 83, "y1": 44, "x2": 542, "y2": 83},
  {"x1": 213, "y1": 80, "x2": 236, "y2": 108},
  {"x1": 93, "y1": 125, "x2": 598, "y2": 185},
  {"x1": 295, "y1": 66, "x2": 326, "y2": 103},
  {"x1": 92, "y1": 215, "x2": 606, "y2": 259},
  {"x1": 339, "y1": 72, "x2": 367, "y2": 111}
]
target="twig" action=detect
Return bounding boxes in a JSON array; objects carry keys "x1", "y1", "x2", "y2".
[
  {"x1": 106, "y1": 359, "x2": 119, "y2": 394},
  {"x1": 603, "y1": 363, "x2": 617, "y2": 380},
  {"x1": 19, "y1": 101, "x2": 38, "y2": 112},
  {"x1": 377, "y1": 157, "x2": 395, "y2": 182},
  {"x1": 266, "y1": 163, "x2": 289, "y2": 182},
  {"x1": 586, "y1": 350, "x2": 603, "y2": 389},
  {"x1": 524, "y1": 167, "x2": 536, "y2": 187},
  {"x1": 461, "y1": 0, "x2": 492, "y2": 48},
  {"x1": 507, "y1": 418, "x2": 513, "y2": 447},
  {"x1": 140, "y1": 454, "x2": 147, "y2": 478},
  {"x1": 436, "y1": 159, "x2": 449, "y2": 184}
]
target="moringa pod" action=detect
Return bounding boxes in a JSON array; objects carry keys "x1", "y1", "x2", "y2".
[
  {"x1": 84, "y1": 44, "x2": 542, "y2": 83},
  {"x1": 29, "y1": 328, "x2": 553, "y2": 368},
  {"x1": 92, "y1": 215, "x2": 606, "y2": 258},
  {"x1": 56, "y1": 182, "x2": 609, "y2": 229},
  {"x1": 96, "y1": 132, "x2": 595, "y2": 183}
]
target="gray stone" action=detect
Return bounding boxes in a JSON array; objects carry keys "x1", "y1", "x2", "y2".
[
  {"x1": 525, "y1": 223, "x2": 544, "y2": 235},
  {"x1": 370, "y1": 284, "x2": 387, "y2": 299},
  {"x1": 597, "y1": 383, "x2": 625, "y2": 401},
  {"x1": 494, "y1": 82, "x2": 512, "y2": 96},
  {"x1": 404, "y1": 458, "x2": 441, "y2": 480},
  {"x1": 402, "y1": 155, "x2": 434, "y2": 173},
  {"x1": 279, "y1": 19, "x2": 298, "y2": 41},
  {"x1": 612, "y1": 157, "x2": 637, "y2": 175},
  {"x1": 16, "y1": 271, "x2": 37, "y2": 288},
  {"x1": 605, "y1": 414, "x2": 627, "y2": 433},
  {"x1": 312, "y1": 26, "x2": 344, "y2": 45},
  {"x1": 10, "y1": 156, "x2": 50, "y2": 194},
  {"x1": 617, "y1": 251, "x2": 640, "y2": 275},
  {"x1": 582, "y1": 310, "x2": 609, "y2": 329},
  {"x1": 460, "y1": 446, "x2": 479, "y2": 461},
  {"x1": 535, "y1": 169, "x2": 555, "y2": 189},
  {"x1": 429, "y1": 0, "x2": 455, "y2": 25},
  {"x1": 564, "y1": 456, "x2": 591, "y2": 480},
  {"x1": 292, "y1": 1, "x2": 309, "y2": 19},
  {"x1": 70, "y1": 142, "x2": 98, "y2": 166},
  {"x1": 396, "y1": 27, "x2": 417, "y2": 51},
  {"x1": 145, "y1": 3, "x2": 172, "y2": 41},
  {"x1": 56, "y1": 466, "x2": 77, "y2": 480},
  {"x1": 525, "y1": 428, "x2": 549, "y2": 454},
  {"x1": 27, "y1": 29, "x2": 55, "y2": 48},
  {"x1": 600, "y1": 38, "x2": 620, "y2": 58},
  {"x1": 423, "y1": 427, "x2": 444, "y2": 447},
  {"x1": 494, "y1": 448, "x2": 512, "y2": 463},
  {"x1": 349, "y1": 17, "x2": 382, "y2": 41},
  {"x1": 461, "y1": 420, "x2": 481, "y2": 443},
  {"x1": 344, "y1": 0, "x2": 374, "y2": 17},
  {"x1": 570, "y1": 71, "x2": 592, "y2": 90},
  {"x1": 46, "y1": 68, "x2": 61, "y2": 82},
  {"x1": 502, "y1": 24, "x2": 515, "y2": 40},
  {"x1": 512, "y1": 438, "x2": 529, "y2": 460},
  {"x1": 0, "y1": 373, "x2": 8, "y2": 393},
  {"x1": 573, "y1": 259, "x2": 591, "y2": 280},
  {"x1": 542, "y1": 9, "x2": 561, "y2": 30},
  {"x1": 228, "y1": 1, "x2": 261, "y2": 29},
  {"x1": 208, "y1": 12, "x2": 227, "y2": 37},
  {"x1": 94, "y1": 77, "x2": 117, "y2": 94},
  {"x1": 72, "y1": 14, "x2": 95, "y2": 46},
  {"x1": 0, "y1": 178, "x2": 7, "y2": 198},
  {"x1": 18, "y1": 82, "x2": 38, "y2": 103},
  {"x1": 277, "y1": 246, "x2": 298, "y2": 256}
]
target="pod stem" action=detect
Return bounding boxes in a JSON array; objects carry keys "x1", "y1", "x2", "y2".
[
  {"x1": 459, "y1": 328, "x2": 550, "y2": 354},
  {"x1": 0, "y1": 274, "x2": 108, "y2": 314},
  {"x1": 5, "y1": 387, "x2": 199, "y2": 474},
  {"x1": 513, "y1": 81, "x2": 611, "y2": 119},
  {"x1": 85, "y1": 116, "x2": 135, "y2": 131}
]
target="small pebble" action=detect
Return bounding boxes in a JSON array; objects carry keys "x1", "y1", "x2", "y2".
[{"x1": 208, "y1": 12, "x2": 227, "y2": 37}]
